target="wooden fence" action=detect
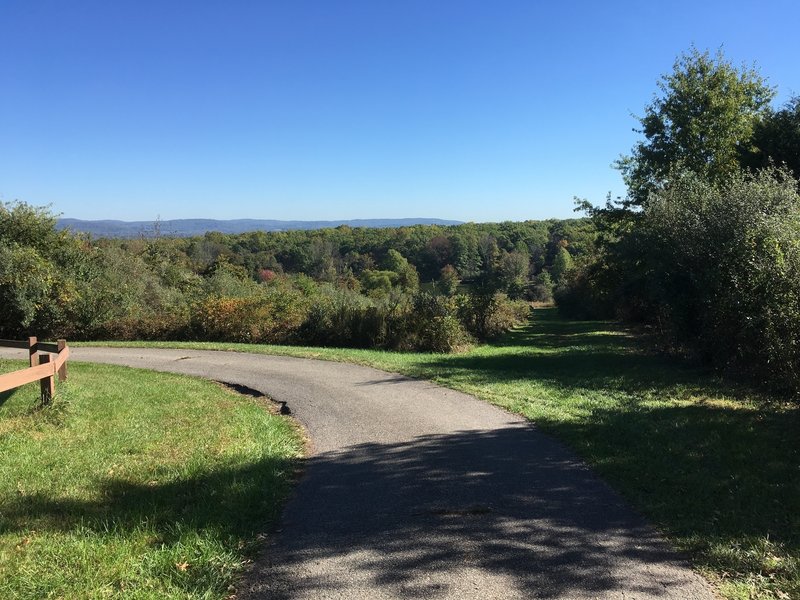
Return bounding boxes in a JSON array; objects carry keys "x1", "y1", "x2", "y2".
[{"x1": 0, "y1": 337, "x2": 69, "y2": 404}]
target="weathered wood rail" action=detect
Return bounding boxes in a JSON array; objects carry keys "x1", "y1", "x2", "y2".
[{"x1": 0, "y1": 337, "x2": 69, "y2": 403}]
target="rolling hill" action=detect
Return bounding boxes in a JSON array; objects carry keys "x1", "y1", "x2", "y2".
[{"x1": 56, "y1": 217, "x2": 463, "y2": 238}]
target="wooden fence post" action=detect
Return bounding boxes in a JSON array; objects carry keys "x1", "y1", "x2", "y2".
[
  {"x1": 57, "y1": 339, "x2": 68, "y2": 382},
  {"x1": 28, "y1": 336, "x2": 38, "y2": 367},
  {"x1": 39, "y1": 353, "x2": 54, "y2": 405}
]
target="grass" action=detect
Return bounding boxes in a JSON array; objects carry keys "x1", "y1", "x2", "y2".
[
  {"x1": 80, "y1": 308, "x2": 799, "y2": 600},
  {"x1": 0, "y1": 359, "x2": 304, "y2": 599}
]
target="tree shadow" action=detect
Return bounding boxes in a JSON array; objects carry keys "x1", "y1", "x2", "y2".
[
  {"x1": 424, "y1": 309, "x2": 743, "y2": 399},
  {"x1": 535, "y1": 400, "x2": 800, "y2": 596},
  {"x1": 497, "y1": 311, "x2": 624, "y2": 345},
  {"x1": 5, "y1": 410, "x2": 792, "y2": 597},
  {"x1": 540, "y1": 402, "x2": 800, "y2": 539},
  {"x1": 0, "y1": 455, "x2": 297, "y2": 545},
  {"x1": 241, "y1": 425, "x2": 713, "y2": 599}
]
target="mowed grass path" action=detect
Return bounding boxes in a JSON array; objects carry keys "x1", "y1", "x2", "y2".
[
  {"x1": 86, "y1": 308, "x2": 799, "y2": 600},
  {"x1": 0, "y1": 361, "x2": 303, "y2": 599}
]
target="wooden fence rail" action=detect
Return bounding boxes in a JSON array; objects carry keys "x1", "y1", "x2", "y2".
[{"x1": 0, "y1": 337, "x2": 69, "y2": 404}]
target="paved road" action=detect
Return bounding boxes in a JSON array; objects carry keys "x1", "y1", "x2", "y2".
[{"x1": 2, "y1": 347, "x2": 716, "y2": 599}]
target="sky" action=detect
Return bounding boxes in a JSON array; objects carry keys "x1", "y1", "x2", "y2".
[{"x1": 1, "y1": 1, "x2": 799, "y2": 223}]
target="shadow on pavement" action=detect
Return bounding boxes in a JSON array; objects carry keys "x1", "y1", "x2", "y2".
[{"x1": 246, "y1": 425, "x2": 708, "y2": 599}]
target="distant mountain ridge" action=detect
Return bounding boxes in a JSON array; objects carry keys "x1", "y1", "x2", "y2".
[{"x1": 56, "y1": 217, "x2": 463, "y2": 238}]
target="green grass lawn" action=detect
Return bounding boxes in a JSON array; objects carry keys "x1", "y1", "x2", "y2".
[
  {"x1": 0, "y1": 360, "x2": 303, "y2": 599},
  {"x1": 82, "y1": 307, "x2": 799, "y2": 600}
]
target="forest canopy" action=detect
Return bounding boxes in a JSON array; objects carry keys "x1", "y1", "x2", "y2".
[{"x1": 0, "y1": 202, "x2": 594, "y2": 352}]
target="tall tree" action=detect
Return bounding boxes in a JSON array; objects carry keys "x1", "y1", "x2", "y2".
[{"x1": 618, "y1": 47, "x2": 774, "y2": 206}]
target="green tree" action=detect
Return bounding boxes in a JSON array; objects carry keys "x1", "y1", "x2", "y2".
[
  {"x1": 451, "y1": 230, "x2": 482, "y2": 280},
  {"x1": 0, "y1": 244, "x2": 55, "y2": 335},
  {"x1": 438, "y1": 264, "x2": 461, "y2": 296},
  {"x1": 551, "y1": 245, "x2": 574, "y2": 284},
  {"x1": 360, "y1": 269, "x2": 398, "y2": 297},
  {"x1": 618, "y1": 47, "x2": 774, "y2": 206},
  {"x1": 308, "y1": 237, "x2": 340, "y2": 281},
  {"x1": 0, "y1": 201, "x2": 87, "y2": 337},
  {"x1": 744, "y1": 95, "x2": 800, "y2": 176},
  {"x1": 529, "y1": 271, "x2": 554, "y2": 303},
  {"x1": 383, "y1": 249, "x2": 420, "y2": 292},
  {"x1": 497, "y1": 249, "x2": 529, "y2": 298},
  {"x1": 477, "y1": 235, "x2": 500, "y2": 284}
]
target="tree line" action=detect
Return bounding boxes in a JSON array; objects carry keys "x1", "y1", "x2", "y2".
[{"x1": 0, "y1": 204, "x2": 594, "y2": 352}]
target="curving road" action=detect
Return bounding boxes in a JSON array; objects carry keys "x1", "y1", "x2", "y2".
[{"x1": 2, "y1": 347, "x2": 715, "y2": 599}]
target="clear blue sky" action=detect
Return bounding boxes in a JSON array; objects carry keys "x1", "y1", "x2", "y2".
[{"x1": 1, "y1": 1, "x2": 798, "y2": 222}]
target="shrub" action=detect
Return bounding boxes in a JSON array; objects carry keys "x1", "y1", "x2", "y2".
[
  {"x1": 0, "y1": 244, "x2": 55, "y2": 336},
  {"x1": 299, "y1": 287, "x2": 400, "y2": 348},
  {"x1": 193, "y1": 288, "x2": 309, "y2": 343},
  {"x1": 645, "y1": 169, "x2": 800, "y2": 392},
  {"x1": 458, "y1": 290, "x2": 530, "y2": 339},
  {"x1": 481, "y1": 294, "x2": 530, "y2": 338},
  {"x1": 404, "y1": 293, "x2": 473, "y2": 352},
  {"x1": 100, "y1": 308, "x2": 191, "y2": 341},
  {"x1": 553, "y1": 262, "x2": 614, "y2": 320},
  {"x1": 0, "y1": 201, "x2": 539, "y2": 354},
  {"x1": 360, "y1": 270, "x2": 398, "y2": 297},
  {"x1": 585, "y1": 168, "x2": 800, "y2": 394}
]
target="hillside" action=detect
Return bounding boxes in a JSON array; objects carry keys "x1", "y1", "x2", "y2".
[{"x1": 56, "y1": 217, "x2": 463, "y2": 238}]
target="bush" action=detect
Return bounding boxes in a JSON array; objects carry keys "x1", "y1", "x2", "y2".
[
  {"x1": 0, "y1": 201, "x2": 87, "y2": 338},
  {"x1": 0, "y1": 243, "x2": 55, "y2": 336},
  {"x1": 553, "y1": 262, "x2": 614, "y2": 319},
  {"x1": 649, "y1": 170, "x2": 800, "y2": 392},
  {"x1": 458, "y1": 290, "x2": 530, "y2": 339},
  {"x1": 587, "y1": 168, "x2": 800, "y2": 394},
  {"x1": 100, "y1": 309, "x2": 191, "y2": 341},
  {"x1": 193, "y1": 288, "x2": 309, "y2": 343},
  {"x1": 481, "y1": 294, "x2": 530, "y2": 338},
  {"x1": 404, "y1": 293, "x2": 473, "y2": 352},
  {"x1": 299, "y1": 286, "x2": 402, "y2": 349}
]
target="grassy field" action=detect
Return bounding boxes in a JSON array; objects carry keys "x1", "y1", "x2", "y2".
[
  {"x1": 83, "y1": 308, "x2": 799, "y2": 600},
  {"x1": 0, "y1": 360, "x2": 303, "y2": 599}
]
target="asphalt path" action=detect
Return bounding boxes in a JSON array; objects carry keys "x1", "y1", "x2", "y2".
[{"x1": 2, "y1": 347, "x2": 716, "y2": 599}]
